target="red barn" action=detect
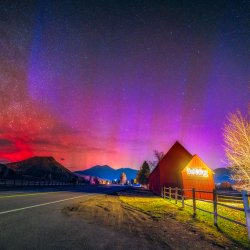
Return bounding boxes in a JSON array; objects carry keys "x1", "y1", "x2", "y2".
[{"x1": 149, "y1": 141, "x2": 215, "y2": 200}]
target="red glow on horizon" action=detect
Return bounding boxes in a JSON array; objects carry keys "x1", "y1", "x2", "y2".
[{"x1": 0, "y1": 135, "x2": 34, "y2": 163}]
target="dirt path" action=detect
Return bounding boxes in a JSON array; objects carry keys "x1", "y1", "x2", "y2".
[{"x1": 62, "y1": 188, "x2": 244, "y2": 250}]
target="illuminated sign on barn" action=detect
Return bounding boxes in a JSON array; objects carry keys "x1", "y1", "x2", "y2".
[
  {"x1": 186, "y1": 167, "x2": 208, "y2": 177},
  {"x1": 149, "y1": 141, "x2": 215, "y2": 200}
]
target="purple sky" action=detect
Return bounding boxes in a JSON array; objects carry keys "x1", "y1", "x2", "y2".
[{"x1": 0, "y1": 0, "x2": 249, "y2": 170}]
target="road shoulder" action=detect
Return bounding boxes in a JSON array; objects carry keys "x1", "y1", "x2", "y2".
[{"x1": 63, "y1": 188, "x2": 242, "y2": 249}]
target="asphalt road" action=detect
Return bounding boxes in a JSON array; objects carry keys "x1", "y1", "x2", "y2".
[{"x1": 0, "y1": 185, "x2": 129, "y2": 250}]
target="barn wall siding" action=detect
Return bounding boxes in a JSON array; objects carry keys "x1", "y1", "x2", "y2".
[
  {"x1": 182, "y1": 155, "x2": 214, "y2": 200},
  {"x1": 149, "y1": 166, "x2": 161, "y2": 194}
]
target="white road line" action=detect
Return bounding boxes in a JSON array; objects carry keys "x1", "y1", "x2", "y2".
[
  {"x1": 0, "y1": 193, "x2": 98, "y2": 215},
  {"x1": 0, "y1": 192, "x2": 59, "y2": 199}
]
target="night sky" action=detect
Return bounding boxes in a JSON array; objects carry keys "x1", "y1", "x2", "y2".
[{"x1": 0, "y1": 0, "x2": 249, "y2": 170}]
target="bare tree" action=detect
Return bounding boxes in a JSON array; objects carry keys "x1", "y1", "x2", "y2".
[
  {"x1": 223, "y1": 107, "x2": 250, "y2": 190},
  {"x1": 148, "y1": 150, "x2": 164, "y2": 172}
]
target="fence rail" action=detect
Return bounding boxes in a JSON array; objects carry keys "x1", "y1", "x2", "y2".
[
  {"x1": 0, "y1": 179, "x2": 82, "y2": 187},
  {"x1": 162, "y1": 186, "x2": 250, "y2": 240}
]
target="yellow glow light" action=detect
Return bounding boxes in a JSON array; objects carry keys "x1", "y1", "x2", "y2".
[{"x1": 186, "y1": 167, "x2": 208, "y2": 177}]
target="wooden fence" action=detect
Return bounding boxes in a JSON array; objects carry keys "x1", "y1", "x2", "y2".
[
  {"x1": 0, "y1": 179, "x2": 82, "y2": 187},
  {"x1": 161, "y1": 186, "x2": 250, "y2": 240}
]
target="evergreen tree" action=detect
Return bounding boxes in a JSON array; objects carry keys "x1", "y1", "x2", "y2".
[{"x1": 136, "y1": 161, "x2": 150, "y2": 185}]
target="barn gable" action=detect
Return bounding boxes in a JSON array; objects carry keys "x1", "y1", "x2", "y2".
[
  {"x1": 159, "y1": 141, "x2": 192, "y2": 187},
  {"x1": 182, "y1": 154, "x2": 214, "y2": 177},
  {"x1": 181, "y1": 154, "x2": 215, "y2": 199}
]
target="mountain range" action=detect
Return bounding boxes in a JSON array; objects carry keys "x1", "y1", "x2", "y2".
[
  {"x1": 75, "y1": 165, "x2": 138, "y2": 181},
  {"x1": 0, "y1": 156, "x2": 233, "y2": 185},
  {"x1": 76, "y1": 165, "x2": 233, "y2": 184},
  {"x1": 213, "y1": 167, "x2": 233, "y2": 184}
]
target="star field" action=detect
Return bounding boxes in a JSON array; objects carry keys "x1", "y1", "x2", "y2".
[{"x1": 0, "y1": 0, "x2": 249, "y2": 170}]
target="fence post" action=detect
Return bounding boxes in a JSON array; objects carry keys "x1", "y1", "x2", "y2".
[
  {"x1": 175, "y1": 187, "x2": 178, "y2": 204},
  {"x1": 169, "y1": 187, "x2": 172, "y2": 200},
  {"x1": 161, "y1": 187, "x2": 163, "y2": 197},
  {"x1": 242, "y1": 190, "x2": 250, "y2": 241},
  {"x1": 213, "y1": 189, "x2": 218, "y2": 226},
  {"x1": 182, "y1": 189, "x2": 185, "y2": 208},
  {"x1": 163, "y1": 187, "x2": 165, "y2": 198},
  {"x1": 192, "y1": 188, "x2": 196, "y2": 217}
]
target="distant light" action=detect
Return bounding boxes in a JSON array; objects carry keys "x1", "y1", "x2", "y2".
[{"x1": 186, "y1": 167, "x2": 208, "y2": 177}]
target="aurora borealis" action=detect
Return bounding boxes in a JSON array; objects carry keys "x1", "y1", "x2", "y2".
[{"x1": 0, "y1": 1, "x2": 249, "y2": 170}]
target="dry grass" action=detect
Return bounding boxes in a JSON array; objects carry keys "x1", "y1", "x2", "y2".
[{"x1": 119, "y1": 190, "x2": 249, "y2": 249}]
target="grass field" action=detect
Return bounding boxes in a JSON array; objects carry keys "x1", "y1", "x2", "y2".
[{"x1": 119, "y1": 192, "x2": 249, "y2": 248}]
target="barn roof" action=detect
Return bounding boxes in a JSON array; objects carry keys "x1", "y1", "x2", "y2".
[
  {"x1": 184, "y1": 154, "x2": 215, "y2": 174},
  {"x1": 150, "y1": 141, "x2": 193, "y2": 176}
]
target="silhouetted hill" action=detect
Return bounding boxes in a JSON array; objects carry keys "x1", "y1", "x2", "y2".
[
  {"x1": 75, "y1": 165, "x2": 138, "y2": 181},
  {"x1": 0, "y1": 164, "x2": 17, "y2": 178},
  {"x1": 7, "y1": 156, "x2": 76, "y2": 181},
  {"x1": 214, "y1": 167, "x2": 233, "y2": 184}
]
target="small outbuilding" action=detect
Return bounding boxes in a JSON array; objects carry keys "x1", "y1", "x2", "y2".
[{"x1": 149, "y1": 141, "x2": 215, "y2": 200}]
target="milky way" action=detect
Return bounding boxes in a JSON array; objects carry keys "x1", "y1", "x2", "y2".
[{"x1": 0, "y1": 0, "x2": 249, "y2": 170}]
